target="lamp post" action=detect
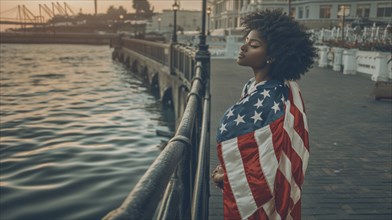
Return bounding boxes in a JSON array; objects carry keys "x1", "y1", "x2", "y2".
[
  {"x1": 157, "y1": 17, "x2": 161, "y2": 32},
  {"x1": 172, "y1": 1, "x2": 179, "y2": 43},
  {"x1": 207, "y1": 7, "x2": 211, "y2": 35},
  {"x1": 340, "y1": 5, "x2": 349, "y2": 41}
]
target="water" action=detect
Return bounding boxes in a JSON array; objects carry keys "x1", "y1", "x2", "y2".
[{"x1": 0, "y1": 44, "x2": 174, "y2": 220}]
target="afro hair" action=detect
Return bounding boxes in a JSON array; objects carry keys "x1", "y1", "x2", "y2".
[{"x1": 241, "y1": 10, "x2": 318, "y2": 81}]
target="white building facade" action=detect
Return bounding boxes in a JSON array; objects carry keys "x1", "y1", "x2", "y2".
[
  {"x1": 209, "y1": 0, "x2": 392, "y2": 34},
  {"x1": 147, "y1": 10, "x2": 202, "y2": 34}
]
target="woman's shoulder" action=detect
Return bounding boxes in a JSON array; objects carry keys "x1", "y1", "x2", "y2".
[{"x1": 241, "y1": 77, "x2": 256, "y2": 97}]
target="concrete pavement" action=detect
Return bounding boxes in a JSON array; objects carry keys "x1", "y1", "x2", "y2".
[{"x1": 208, "y1": 59, "x2": 392, "y2": 220}]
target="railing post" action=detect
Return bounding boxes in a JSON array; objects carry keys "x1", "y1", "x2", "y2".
[{"x1": 192, "y1": 0, "x2": 211, "y2": 219}]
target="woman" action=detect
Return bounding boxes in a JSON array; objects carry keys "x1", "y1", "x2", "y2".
[{"x1": 211, "y1": 10, "x2": 317, "y2": 220}]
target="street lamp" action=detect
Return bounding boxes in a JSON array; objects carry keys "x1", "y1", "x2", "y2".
[
  {"x1": 207, "y1": 6, "x2": 211, "y2": 35},
  {"x1": 172, "y1": 1, "x2": 179, "y2": 43},
  {"x1": 157, "y1": 17, "x2": 161, "y2": 32}
]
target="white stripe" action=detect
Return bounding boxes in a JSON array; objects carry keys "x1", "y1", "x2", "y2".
[
  {"x1": 221, "y1": 138, "x2": 257, "y2": 219},
  {"x1": 278, "y1": 153, "x2": 302, "y2": 205},
  {"x1": 283, "y1": 101, "x2": 310, "y2": 175},
  {"x1": 254, "y1": 126, "x2": 278, "y2": 194},
  {"x1": 288, "y1": 81, "x2": 308, "y2": 132},
  {"x1": 262, "y1": 198, "x2": 282, "y2": 220}
]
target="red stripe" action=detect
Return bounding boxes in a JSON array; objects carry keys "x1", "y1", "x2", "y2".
[
  {"x1": 269, "y1": 116, "x2": 285, "y2": 161},
  {"x1": 217, "y1": 143, "x2": 242, "y2": 220},
  {"x1": 270, "y1": 115, "x2": 304, "y2": 187},
  {"x1": 287, "y1": 89, "x2": 308, "y2": 187},
  {"x1": 274, "y1": 169, "x2": 292, "y2": 219},
  {"x1": 290, "y1": 198, "x2": 302, "y2": 220},
  {"x1": 237, "y1": 132, "x2": 273, "y2": 207}
]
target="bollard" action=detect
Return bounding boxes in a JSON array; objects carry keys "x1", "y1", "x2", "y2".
[
  {"x1": 343, "y1": 49, "x2": 357, "y2": 75},
  {"x1": 371, "y1": 52, "x2": 390, "y2": 82},
  {"x1": 318, "y1": 46, "x2": 328, "y2": 68},
  {"x1": 333, "y1": 47, "x2": 343, "y2": 72}
]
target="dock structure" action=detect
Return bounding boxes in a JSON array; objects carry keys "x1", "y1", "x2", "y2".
[{"x1": 208, "y1": 59, "x2": 391, "y2": 219}]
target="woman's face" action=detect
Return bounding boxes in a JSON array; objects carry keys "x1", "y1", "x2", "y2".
[{"x1": 237, "y1": 30, "x2": 269, "y2": 70}]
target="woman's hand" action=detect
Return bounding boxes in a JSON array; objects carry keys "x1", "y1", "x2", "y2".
[{"x1": 211, "y1": 165, "x2": 224, "y2": 190}]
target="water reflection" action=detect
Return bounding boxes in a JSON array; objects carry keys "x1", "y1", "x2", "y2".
[{"x1": 0, "y1": 44, "x2": 174, "y2": 220}]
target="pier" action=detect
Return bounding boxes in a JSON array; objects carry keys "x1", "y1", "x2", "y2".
[{"x1": 103, "y1": 35, "x2": 391, "y2": 219}]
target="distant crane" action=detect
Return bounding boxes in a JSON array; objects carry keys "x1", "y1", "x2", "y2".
[{"x1": 0, "y1": 2, "x2": 76, "y2": 29}]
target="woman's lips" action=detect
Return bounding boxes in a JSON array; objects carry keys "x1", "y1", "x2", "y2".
[{"x1": 238, "y1": 52, "x2": 245, "y2": 59}]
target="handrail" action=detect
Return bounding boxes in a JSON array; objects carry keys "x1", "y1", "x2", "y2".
[
  {"x1": 105, "y1": 35, "x2": 211, "y2": 219},
  {"x1": 191, "y1": 78, "x2": 211, "y2": 220},
  {"x1": 102, "y1": 60, "x2": 205, "y2": 220}
]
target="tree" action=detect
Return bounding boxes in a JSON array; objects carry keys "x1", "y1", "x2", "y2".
[
  {"x1": 106, "y1": 5, "x2": 127, "y2": 19},
  {"x1": 132, "y1": 0, "x2": 154, "y2": 18}
]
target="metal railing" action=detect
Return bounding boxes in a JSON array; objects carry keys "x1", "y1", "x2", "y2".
[{"x1": 104, "y1": 37, "x2": 211, "y2": 220}]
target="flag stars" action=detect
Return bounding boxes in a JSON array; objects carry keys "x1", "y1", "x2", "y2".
[
  {"x1": 261, "y1": 89, "x2": 270, "y2": 98},
  {"x1": 226, "y1": 108, "x2": 234, "y2": 119},
  {"x1": 219, "y1": 123, "x2": 227, "y2": 133},
  {"x1": 240, "y1": 96, "x2": 250, "y2": 104},
  {"x1": 251, "y1": 111, "x2": 263, "y2": 124},
  {"x1": 234, "y1": 114, "x2": 245, "y2": 126},
  {"x1": 272, "y1": 101, "x2": 280, "y2": 114},
  {"x1": 281, "y1": 95, "x2": 286, "y2": 103},
  {"x1": 254, "y1": 98, "x2": 263, "y2": 109}
]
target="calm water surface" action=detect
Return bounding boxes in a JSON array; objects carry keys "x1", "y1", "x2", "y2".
[{"x1": 0, "y1": 44, "x2": 173, "y2": 220}]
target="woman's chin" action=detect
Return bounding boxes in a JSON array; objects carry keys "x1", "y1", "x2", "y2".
[{"x1": 236, "y1": 59, "x2": 245, "y2": 66}]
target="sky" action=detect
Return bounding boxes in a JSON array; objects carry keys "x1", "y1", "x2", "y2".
[{"x1": 0, "y1": 0, "x2": 202, "y2": 17}]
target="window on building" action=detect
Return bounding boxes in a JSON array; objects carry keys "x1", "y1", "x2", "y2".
[
  {"x1": 305, "y1": 6, "x2": 309, "y2": 18},
  {"x1": 290, "y1": 8, "x2": 296, "y2": 18},
  {"x1": 357, "y1": 4, "x2": 370, "y2": 17},
  {"x1": 320, "y1": 5, "x2": 331, "y2": 18},
  {"x1": 338, "y1": 5, "x2": 351, "y2": 17},
  {"x1": 377, "y1": 3, "x2": 392, "y2": 17},
  {"x1": 298, "y1": 7, "x2": 303, "y2": 19}
]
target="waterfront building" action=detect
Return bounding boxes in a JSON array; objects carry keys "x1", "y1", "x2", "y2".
[
  {"x1": 147, "y1": 9, "x2": 202, "y2": 34},
  {"x1": 209, "y1": 0, "x2": 392, "y2": 35}
]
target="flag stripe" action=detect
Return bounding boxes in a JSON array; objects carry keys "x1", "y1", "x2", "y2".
[
  {"x1": 254, "y1": 126, "x2": 279, "y2": 194},
  {"x1": 221, "y1": 138, "x2": 258, "y2": 219},
  {"x1": 284, "y1": 100, "x2": 310, "y2": 181},
  {"x1": 274, "y1": 169, "x2": 291, "y2": 219},
  {"x1": 262, "y1": 197, "x2": 282, "y2": 220},
  {"x1": 288, "y1": 88, "x2": 310, "y2": 151},
  {"x1": 238, "y1": 132, "x2": 273, "y2": 207},
  {"x1": 288, "y1": 82, "x2": 308, "y2": 132},
  {"x1": 217, "y1": 143, "x2": 242, "y2": 219}
]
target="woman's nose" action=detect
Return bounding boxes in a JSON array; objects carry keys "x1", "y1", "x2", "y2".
[{"x1": 240, "y1": 44, "x2": 247, "y2": 51}]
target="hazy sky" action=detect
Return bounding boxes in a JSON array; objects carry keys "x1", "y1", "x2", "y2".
[{"x1": 0, "y1": 0, "x2": 202, "y2": 17}]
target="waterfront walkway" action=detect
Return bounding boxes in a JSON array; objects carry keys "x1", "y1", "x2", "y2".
[{"x1": 208, "y1": 59, "x2": 392, "y2": 220}]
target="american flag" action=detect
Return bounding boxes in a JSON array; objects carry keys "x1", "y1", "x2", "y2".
[{"x1": 216, "y1": 79, "x2": 309, "y2": 220}]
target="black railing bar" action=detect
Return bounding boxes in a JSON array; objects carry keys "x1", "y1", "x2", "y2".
[
  {"x1": 191, "y1": 82, "x2": 211, "y2": 220},
  {"x1": 102, "y1": 141, "x2": 187, "y2": 220},
  {"x1": 175, "y1": 62, "x2": 204, "y2": 136},
  {"x1": 102, "y1": 62, "x2": 205, "y2": 220},
  {"x1": 156, "y1": 171, "x2": 181, "y2": 220}
]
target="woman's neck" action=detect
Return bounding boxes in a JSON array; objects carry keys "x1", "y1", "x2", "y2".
[{"x1": 253, "y1": 67, "x2": 271, "y2": 83}]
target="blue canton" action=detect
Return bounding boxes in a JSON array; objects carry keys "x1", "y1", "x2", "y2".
[{"x1": 217, "y1": 79, "x2": 289, "y2": 143}]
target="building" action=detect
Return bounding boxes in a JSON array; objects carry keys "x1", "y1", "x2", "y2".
[
  {"x1": 146, "y1": 9, "x2": 202, "y2": 34},
  {"x1": 209, "y1": 0, "x2": 392, "y2": 34}
]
